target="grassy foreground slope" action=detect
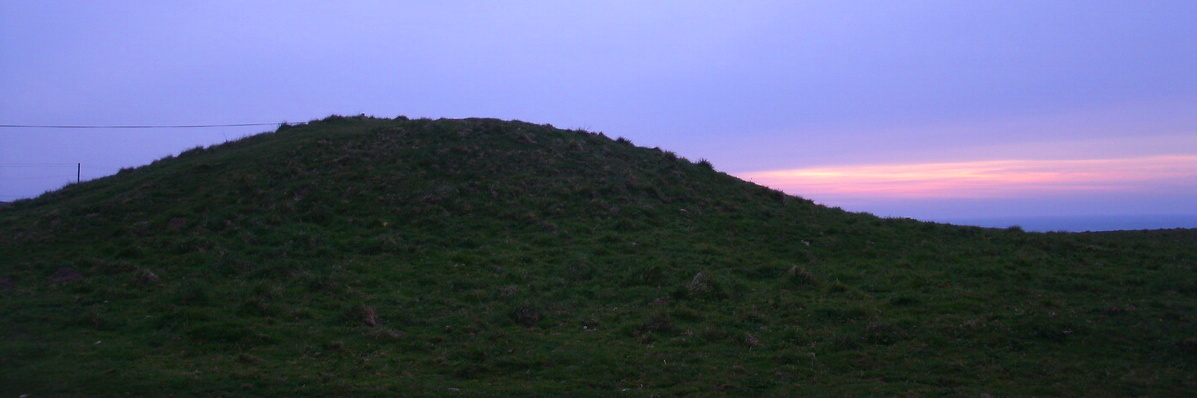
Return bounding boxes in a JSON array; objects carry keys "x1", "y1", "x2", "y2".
[{"x1": 1, "y1": 115, "x2": 1195, "y2": 396}]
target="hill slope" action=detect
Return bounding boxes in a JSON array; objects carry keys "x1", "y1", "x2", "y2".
[{"x1": 2, "y1": 115, "x2": 1196, "y2": 396}]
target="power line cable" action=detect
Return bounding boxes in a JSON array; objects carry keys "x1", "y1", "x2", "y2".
[
  {"x1": 5, "y1": 175, "x2": 81, "y2": 180},
  {"x1": 0, "y1": 163, "x2": 80, "y2": 167},
  {"x1": 0, "y1": 123, "x2": 279, "y2": 129}
]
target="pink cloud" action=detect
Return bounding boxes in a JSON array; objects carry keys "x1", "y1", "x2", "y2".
[{"x1": 736, "y1": 155, "x2": 1197, "y2": 199}]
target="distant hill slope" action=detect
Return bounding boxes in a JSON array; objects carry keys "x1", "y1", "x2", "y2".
[{"x1": 2, "y1": 115, "x2": 1195, "y2": 396}]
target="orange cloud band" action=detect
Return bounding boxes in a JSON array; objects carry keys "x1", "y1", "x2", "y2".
[{"x1": 736, "y1": 155, "x2": 1197, "y2": 199}]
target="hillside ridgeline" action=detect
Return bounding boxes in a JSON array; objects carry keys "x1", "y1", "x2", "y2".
[{"x1": 2, "y1": 115, "x2": 1195, "y2": 396}]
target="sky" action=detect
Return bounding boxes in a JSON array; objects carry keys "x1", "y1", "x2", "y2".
[{"x1": 2, "y1": 1, "x2": 1195, "y2": 230}]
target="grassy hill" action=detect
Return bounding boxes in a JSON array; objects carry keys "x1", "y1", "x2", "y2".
[{"x1": 2, "y1": 115, "x2": 1195, "y2": 396}]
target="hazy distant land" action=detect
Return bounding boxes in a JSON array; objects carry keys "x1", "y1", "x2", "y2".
[{"x1": 938, "y1": 214, "x2": 1197, "y2": 232}]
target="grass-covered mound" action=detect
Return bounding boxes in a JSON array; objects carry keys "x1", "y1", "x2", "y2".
[{"x1": 2, "y1": 115, "x2": 1195, "y2": 396}]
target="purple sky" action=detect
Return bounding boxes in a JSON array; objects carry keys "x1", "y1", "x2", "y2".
[{"x1": 2, "y1": 1, "x2": 1195, "y2": 228}]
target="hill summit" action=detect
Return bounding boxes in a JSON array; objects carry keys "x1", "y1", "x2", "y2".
[{"x1": 2, "y1": 115, "x2": 1195, "y2": 396}]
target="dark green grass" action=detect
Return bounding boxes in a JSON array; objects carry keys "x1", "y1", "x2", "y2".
[{"x1": 2, "y1": 115, "x2": 1195, "y2": 396}]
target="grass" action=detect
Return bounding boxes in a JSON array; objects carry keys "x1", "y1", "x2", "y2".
[{"x1": 1, "y1": 115, "x2": 1195, "y2": 396}]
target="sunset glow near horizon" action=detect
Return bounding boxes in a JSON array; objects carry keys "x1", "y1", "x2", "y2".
[{"x1": 738, "y1": 155, "x2": 1197, "y2": 200}]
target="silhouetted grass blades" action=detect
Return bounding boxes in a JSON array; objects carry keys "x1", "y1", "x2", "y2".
[{"x1": 1, "y1": 115, "x2": 1195, "y2": 396}]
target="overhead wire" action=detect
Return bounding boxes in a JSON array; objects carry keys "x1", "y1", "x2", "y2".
[
  {"x1": 1, "y1": 121, "x2": 283, "y2": 199},
  {"x1": 0, "y1": 163, "x2": 81, "y2": 167},
  {"x1": 0, "y1": 122, "x2": 277, "y2": 128}
]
